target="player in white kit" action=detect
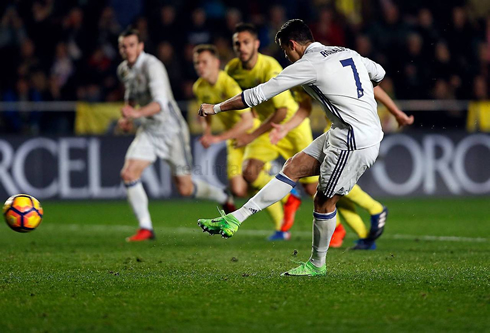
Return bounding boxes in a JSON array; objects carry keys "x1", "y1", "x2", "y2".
[
  {"x1": 117, "y1": 28, "x2": 235, "y2": 242},
  {"x1": 197, "y1": 19, "x2": 385, "y2": 276}
]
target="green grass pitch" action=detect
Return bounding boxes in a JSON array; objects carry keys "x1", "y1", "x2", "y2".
[{"x1": 0, "y1": 198, "x2": 488, "y2": 332}]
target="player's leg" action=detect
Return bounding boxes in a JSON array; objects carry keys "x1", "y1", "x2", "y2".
[
  {"x1": 122, "y1": 158, "x2": 155, "y2": 241},
  {"x1": 123, "y1": 130, "x2": 158, "y2": 242},
  {"x1": 173, "y1": 174, "x2": 231, "y2": 206},
  {"x1": 346, "y1": 185, "x2": 388, "y2": 244},
  {"x1": 241, "y1": 137, "x2": 289, "y2": 235},
  {"x1": 347, "y1": 185, "x2": 384, "y2": 215},
  {"x1": 226, "y1": 143, "x2": 248, "y2": 198},
  {"x1": 282, "y1": 141, "x2": 380, "y2": 276},
  {"x1": 197, "y1": 132, "x2": 328, "y2": 236},
  {"x1": 276, "y1": 127, "x2": 323, "y2": 235},
  {"x1": 281, "y1": 192, "x2": 340, "y2": 277},
  {"x1": 334, "y1": 198, "x2": 368, "y2": 248},
  {"x1": 197, "y1": 151, "x2": 321, "y2": 237},
  {"x1": 228, "y1": 143, "x2": 283, "y2": 227},
  {"x1": 229, "y1": 176, "x2": 248, "y2": 198},
  {"x1": 168, "y1": 126, "x2": 235, "y2": 213}
]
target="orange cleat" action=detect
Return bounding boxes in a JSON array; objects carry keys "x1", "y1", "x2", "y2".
[
  {"x1": 280, "y1": 194, "x2": 302, "y2": 232},
  {"x1": 329, "y1": 223, "x2": 346, "y2": 248},
  {"x1": 126, "y1": 228, "x2": 156, "y2": 242}
]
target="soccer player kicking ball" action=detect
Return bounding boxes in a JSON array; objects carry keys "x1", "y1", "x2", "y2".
[
  {"x1": 197, "y1": 19, "x2": 385, "y2": 276},
  {"x1": 117, "y1": 28, "x2": 235, "y2": 242}
]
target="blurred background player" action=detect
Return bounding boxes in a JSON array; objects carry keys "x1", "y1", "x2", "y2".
[
  {"x1": 225, "y1": 23, "x2": 318, "y2": 240},
  {"x1": 192, "y1": 44, "x2": 286, "y2": 231},
  {"x1": 117, "y1": 28, "x2": 234, "y2": 242},
  {"x1": 271, "y1": 85, "x2": 413, "y2": 249}
]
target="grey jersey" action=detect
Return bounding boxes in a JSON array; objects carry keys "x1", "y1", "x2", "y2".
[
  {"x1": 243, "y1": 42, "x2": 385, "y2": 150},
  {"x1": 117, "y1": 52, "x2": 186, "y2": 135}
]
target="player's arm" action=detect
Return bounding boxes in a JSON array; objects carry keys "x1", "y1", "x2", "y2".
[
  {"x1": 200, "y1": 113, "x2": 213, "y2": 135},
  {"x1": 201, "y1": 112, "x2": 255, "y2": 148},
  {"x1": 270, "y1": 96, "x2": 312, "y2": 145},
  {"x1": 374, "y1": 86, "x2": 414, "y2": 127},
  {"x1": 117, "y1": 67, "x2": 135, "y2": 131},
  {"x1": 219, "y1": 112, "x2": 255, "y2": 141},
  {"x1": 198, "y1": 59, "x2": 317, "y2": 116},
  {"x1": 122, "y1": 101, "x2": 161, "y2": 119},
  {"x1": 235, "y1": 107, "x2": 288, "y2": 147}
]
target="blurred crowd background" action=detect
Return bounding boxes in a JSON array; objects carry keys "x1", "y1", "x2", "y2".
[{"x1": 1, "y1": 0, "x2": 490, "y2": 135}]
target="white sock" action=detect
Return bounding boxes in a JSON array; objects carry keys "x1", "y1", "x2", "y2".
[
  {"x1": 232, "y1": 172, "x2": 296, "y2": 223},
  {"x1": 193, "y1": 179, "x2": 227, "y2": 204},
  {"x1": 309, "y1": 210, "x2": 337, "y2": 268},
  {"x1": 125, "y1": 180, "x2": 153, "y2": 230}
]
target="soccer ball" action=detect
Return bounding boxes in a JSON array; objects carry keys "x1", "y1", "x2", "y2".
[{"x1": 3, "y1": 194, "x2": 43, "y2": 233}]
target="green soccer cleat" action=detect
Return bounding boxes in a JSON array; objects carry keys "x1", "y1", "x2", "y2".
[
  {"x1": 197, "y1": 208, "x2": 241, "y2": 238},
  {"x1": 281, "y1": 261, "x2": 327, "y2": 277}
]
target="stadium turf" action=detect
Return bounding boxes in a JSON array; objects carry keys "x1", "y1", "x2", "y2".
[{"x1": 0, "y1": 198, "x2": 488, "y2": 332}]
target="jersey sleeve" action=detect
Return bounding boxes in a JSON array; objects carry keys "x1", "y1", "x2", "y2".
[
  {"x1": 243, "y1": 58, "x2": 317, "y2": 107},
  {"x1": 146, "y1": 59, "x2": 170, "y2": 110},
  {"x1": 360, "y1": 56, "x2": 386, "y2": 83}
]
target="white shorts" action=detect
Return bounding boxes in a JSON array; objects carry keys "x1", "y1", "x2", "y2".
[
  {"x1": 125, "y1": 127, "x2": 192, "y2": 176},
  {"x1": 303, "y1": 132, "x2": 379, "y2": 197}
]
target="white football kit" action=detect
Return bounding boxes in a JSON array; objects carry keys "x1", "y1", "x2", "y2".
[
  {"x1": 117, "y1": 52, "x2": 191, "y2": 175},
  {"x1": 243, "y1": 42, "x2": 385, "y2": 197}
]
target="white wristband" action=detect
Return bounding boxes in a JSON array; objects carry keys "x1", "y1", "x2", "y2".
[{"x1": 213, "y1": 103, "x2": 222, "y2": 114}]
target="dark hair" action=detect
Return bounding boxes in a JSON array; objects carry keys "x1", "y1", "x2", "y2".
[
  {"x1": 234, "y1": 23, "x2": 258, "y2": 38},
  {"x1": 193, "y1": 44, "x2": 219, "y2": 58},
  {"x1": 119, "y1": 28, "x2": 141, "y2": 43},
  {"x1": 275, "y1": 19, "x2": 314, "y2": 46}
]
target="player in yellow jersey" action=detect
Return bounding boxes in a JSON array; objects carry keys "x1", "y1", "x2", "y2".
[
  {"x1": 192, "y1": 44, "x2": 286, "y2": 230},
  {"x1": 271, "y1": 85, "x2": 414, "y2": 249},
  {"x1": 225, "y1": 23, "x2": 318, "y2": 240}
]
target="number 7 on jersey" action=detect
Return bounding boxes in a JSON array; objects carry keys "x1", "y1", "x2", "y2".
[{"x1": 340, "y1": 58, "x2": 364, "y2": 98}]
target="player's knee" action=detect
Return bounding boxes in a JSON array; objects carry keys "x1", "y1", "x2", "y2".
[
  {"x1": 121, "y1": 169, "x2": 136, "y2": 183},
  {"x1": 176, "y1": 182, "x2": 193, "y2": 197},
  {"x1": 242, "y1": 169, "x2": 258, "y2": 184}
]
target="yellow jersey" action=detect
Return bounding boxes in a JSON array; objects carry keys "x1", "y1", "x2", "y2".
[
  {"x1": 225, "y1": 53, "x2": 298, "y2": 123},
  {"x1": 193, "y1": 70, "x2": 252, "y2": 130}
]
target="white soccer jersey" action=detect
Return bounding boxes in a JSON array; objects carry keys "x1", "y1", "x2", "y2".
[
  {"x1": 117, "y1": 52, "x2": 187, "y2": 135},
  {"x1": 243, "y1": 42, "x2": 385, "y2": 150}
]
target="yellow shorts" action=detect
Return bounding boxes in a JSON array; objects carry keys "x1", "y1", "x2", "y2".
[
  {"x1": 243, "y1": 119, "x2": 318, "y2": 184},
  {"x1": 226, "y1": 140, "x2": 271, "y2": 179}
]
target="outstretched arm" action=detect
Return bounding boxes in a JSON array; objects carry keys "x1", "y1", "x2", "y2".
[
  {"x1": 235, "y1": 107, "x2": 288, "y2": 148},
  {"x1": 200, "y1": 112, "x2": 255, "y2": 148},
  {"x1": 374, "y1": 86, "x2": 414, "y2": 127},
  {"x1": 198, "y1": 58, "x2": 317, "y2": 117}
]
